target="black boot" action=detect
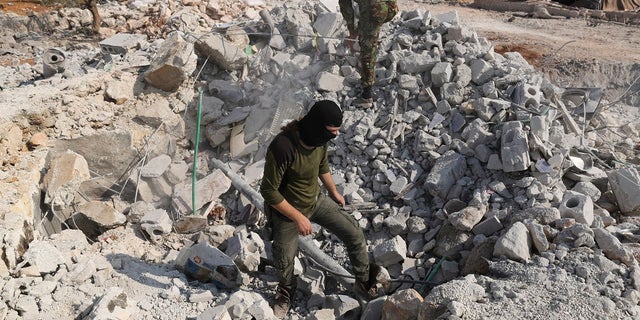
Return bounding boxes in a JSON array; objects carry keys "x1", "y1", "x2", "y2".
[{"x1": 354, "y1": 264, "x2": 382, "y2": 301}]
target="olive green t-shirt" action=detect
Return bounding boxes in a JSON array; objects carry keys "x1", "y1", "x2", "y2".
[{"x1": 260, "y1": 130, "x2": 330, "y2": 215}]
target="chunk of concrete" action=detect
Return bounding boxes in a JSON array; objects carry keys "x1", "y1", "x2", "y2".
[
  {"x1": 144, "y1": 32, "x2": 197, "y2": 92},
  {"x1": 500, "y1": 121, "x2": 531, "y2": 172},
  {"x1": 21, "y1": 240, "x2": 65, "y2": 274},
  {"x1": 140, "y1": 209, "x2": 172, "y2": 242},
  {"x1": 424, "y1": 151, "x2": 467, "y2": 199},
  {"x1": 607, "y1": 166, "x2": 640, "y2": 215},
  {"x1": 373, "y1": 235, "x2": 407, "y2": 267},
  {"x1": 559, "y1": 190, "x2": 594, "y2": 226},
  {"x1": 42, "y1": 150, "x2": 90, "y2": 207},
  {"x1": 195, "y1": 33, "x2": 247, "y2": 71},
  {"x1": 493, "y1": 221, "x2": 531, "y2": 262},
  {"x1": 68, "y1": 201, "x2": 127, "y2": 239},
  {"x1": 172, "y1": 169, "x2": 232, "y2": 215},
  {"x1": 99, "y1": 33, "x2": 147, "y2": 55}
]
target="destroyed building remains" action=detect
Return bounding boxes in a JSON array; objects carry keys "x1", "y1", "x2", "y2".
[{"x1": 1, "y1": 0, "x2": 640, "y2": 319}]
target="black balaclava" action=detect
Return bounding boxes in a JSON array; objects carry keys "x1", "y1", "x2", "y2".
[{"x1": 298, "y1": 100, "x2": 343, "y2": 147}]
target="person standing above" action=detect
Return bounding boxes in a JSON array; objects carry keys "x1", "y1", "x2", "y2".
[
  {"x1": 339, "y1": 0, "x2": 398, "y2": 108},
  {"x1": 260, "y1": 100, "x2": 380, "y2": 318}
]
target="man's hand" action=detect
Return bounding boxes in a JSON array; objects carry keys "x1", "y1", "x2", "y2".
[
  {"x1": 330, "y1": 192, "x2": 346, "y2": 207},
  {"x1": 295, "y1": 215, "x2": 313, "y2": 236}
]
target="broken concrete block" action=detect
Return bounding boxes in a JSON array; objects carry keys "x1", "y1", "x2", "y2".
[
  {"x1": 144, "y1": 32, "x2": 197, "y2": 92},
  {"x1": 431, "y1": 61, "x2": 453, "y2": 87},
  {"x1": 607, "y1": 166, "x2": 640, "y2": 215},
  {"x1": 424, "y1": 151, "x2": 466, "y2": 199},
  {"x1": 140, "y1": 209, "x2": 172, "y2": 242},
  {"x1": 14, "y1": 295, "x2": 39, "y2": 317},
  {"x1": 316, "y1": 72, "x2": 345, "y2": 92},
  {"x1": 104, "y1": 82, "x2": 133, "y2": 108},
  {"x1": 382, "y1": 289, "x2": 423, "y2": 320},
  {"x1": 593, "y1": 228, "x2": 635, "y2": 267},
  {"x1": 42, "y1": 150, "x2": 91, "y2": 207},
  {"x1": 313, "y1": 12, "x2": 342, "y2": 37},
  {"x1": 298, "y1": 265, "x2": 326, "y2": 296},
  {"x1": 269, "y1": 27, "x2": 287, "y2": 50},
  {"x1": 471, "y1": 216, "x2": 503, "y2": 236},
  {"x1": 308, "y1": 309, "x2": 335, "y2": 320},
  {"x1": 99, "y1": 33, "x2": 147, "y2": 55},
  {"x1": 225, "y1": 290, "x2": 273, "y2": 319},
  {"x1": 225, "y1": 228, "x2": 265, "y2": 272},
  {"x1": 493, "y1": 221, "x2": 531, "y2": 262},
  {"x1": 324, "y1": 294, "x2": 360, "y2": 318},
  {"x1": 500, "y1": 121, "x2": 531, "y2": 172},
  {"x1": 373, "y1": 235, "x2": 407, "y2": 267},
  {"x1": 286, "y1": 10, "x2": 315, "y2": 51},
  {"x1": 449, "y1": 206, "x2": 485, "y2": 231},
  {"x1": 229, "y1": 124, "x2": 259, "y2": 160},
  {"x1": 48, "y1": 229, "x2": 89, "y2": 252},
  {"x1": 559, "y1": 190, "x2": 594, "y2": 226},
  {"x1": 189, "y1": 290, "x2": 214, "y2": 303},
  {"x1": 172, "y1": 169, "x2": 232, "y2": 215},
  {"x1": 195, "y1": 33, "x2": 247, "y2": 71},
  {"x1": 21, "y1": 240, "x2": 65, "y2": 274},
  {"x1": 470, "y1": 58, "x2": 494, "y2": 85},
  {"x1": 140, "y1": 154, "x2": 172, "y2": 178},
  {"x1": 361, "y1": 296, "x2": 388, "y2": 320},
  {"x1": 68, "y1": 201, "x2": 127, "y2": 239}
]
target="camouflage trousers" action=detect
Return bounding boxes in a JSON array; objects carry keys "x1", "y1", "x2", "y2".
[{"x1": 339, "y1": 0, "x2": 398, "y2": 88}]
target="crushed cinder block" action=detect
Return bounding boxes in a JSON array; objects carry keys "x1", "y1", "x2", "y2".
[
  {"x1": 225, "y1": 228, "x2": 265, "y2": 272},
  {"x1": 297, "y1": 266, "x2": 326, "y2": 296},
  {"x1": 140, "y1": 209, "x2": 172, "y2": 242},
  {"x1": 559, "y1": 190, "x2": 594, "y2": 226},
  {"x1": 424, "y1": 151, "x2": 466, "y2": 199},
  {"x1": 99, "y1": 33, "x2": 147, "y2": 55}
]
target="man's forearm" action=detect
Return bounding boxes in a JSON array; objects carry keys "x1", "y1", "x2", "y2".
[{"x1": 271, "y1": 199, "x2": 307, "y2": 223}]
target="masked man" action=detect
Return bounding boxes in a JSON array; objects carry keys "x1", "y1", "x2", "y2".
[{"x1": 260, "y1": 100, "x2": 380, "y2": 318}]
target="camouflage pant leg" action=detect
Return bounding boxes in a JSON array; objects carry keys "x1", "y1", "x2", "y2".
[
  {"x1": 357, "y1": 0, "x2": 398, "y2": 88},
  {"x1": 339, "y1": 0, "x2": 356, "y2": 35}
]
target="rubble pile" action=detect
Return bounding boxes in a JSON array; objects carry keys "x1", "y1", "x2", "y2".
[{"x1": 1, "y1": 0, "x2": 640, "y2": 319}]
